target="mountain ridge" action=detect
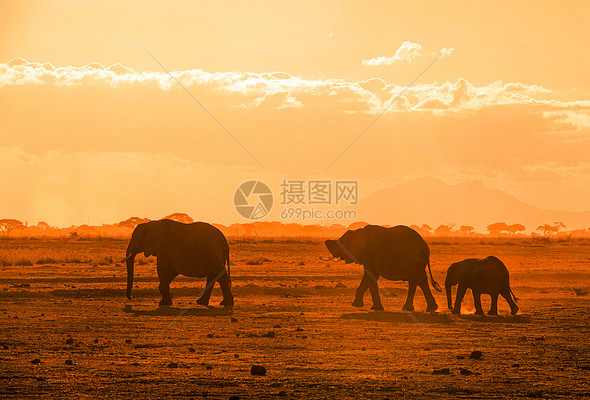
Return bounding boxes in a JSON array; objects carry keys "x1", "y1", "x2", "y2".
[{"x1": 357, "y1": 177, "x2": 590, "y2": 231}]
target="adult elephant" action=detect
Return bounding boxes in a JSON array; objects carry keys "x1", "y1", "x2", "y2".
[
  {"x1": 123, "y1": 219, "x2": 234, "y2": 307},
  {"x1": 445, "y1": 256, "x2": 518, "y2": 315},
  {"x1": 323, "y1": 225, "x2": 442, "y2": 312}
]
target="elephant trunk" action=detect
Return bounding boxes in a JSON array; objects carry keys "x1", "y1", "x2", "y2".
[
  {"x1": 446, "y1": 284, "x2": 453, "y2": 310},
  {"x1": 126, "y1": 252, "x2": 136, "y2": 300}
]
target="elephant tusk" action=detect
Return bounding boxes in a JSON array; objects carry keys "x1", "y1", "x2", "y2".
[
  {"x1": 319, "y1": 256, "x2": 340, "y2": 262},
  {"x1": 118, "y1": 254, "x2": 134, "y2": 263}
]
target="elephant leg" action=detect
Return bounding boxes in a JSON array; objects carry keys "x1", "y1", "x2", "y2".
[
  {"x1": 452, "y1": 283, "x2": 468, "y2": 314},
  {"x1": 402, "y1": 281, "x2": 417, "y2": 312},
  {"x1": 488, "y1": 293, "x2": 499, "y2": 315},
  {"x1": 473, "y1": 291, "x2": 484, "y2": 315},
  {"x1": 352, "y1": 272, "x2": 371, "y2": 307},
  {"x1": 157, "y1": 266, "x2": 178, "y2": 306},
  {"x1": 196, "y1": 275, "x2": 215, "y2": 306},
  {"x1": 501, "y1": 287, "x2": 519, "y2": 315},
  {"x1": 218, "y1": 270, "x2": 234, "y2": 306},
  {"x1": 368, "y1": 276, "x2": 384, "y2": 311},
  {"x1": 418, "y1": 272, "x2": 438, "y2": 312}
]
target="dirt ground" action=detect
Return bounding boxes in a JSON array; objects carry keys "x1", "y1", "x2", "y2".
[{"x1": 1, "y1": 237, "x2": 590, "y2": 398}]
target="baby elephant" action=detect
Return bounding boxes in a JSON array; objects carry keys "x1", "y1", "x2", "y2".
[{"x1": 445, "y1": 256, "x2": 519, "y2": 315}]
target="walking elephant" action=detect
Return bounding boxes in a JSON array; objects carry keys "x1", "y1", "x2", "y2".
[
  {"x1": 323, "y1": 225, "x2": 442, "y2": 312},
  {"x1": 123, "y1": 219, "x2": 234, "y2": 307},
  {"x1": 445, "y1": 256, "x2": 518, "y2": 315}
]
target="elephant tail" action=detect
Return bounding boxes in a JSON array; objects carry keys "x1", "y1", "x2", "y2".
[
  {"x1": 427, "y1": 259, "x2": 442, "y2": 292},
  {"x1": 226, "y1": 253, "x2": 231, "y2": 286},
  {"x1": 510, "y1": 288, "x2": 519, "y2": 303}
]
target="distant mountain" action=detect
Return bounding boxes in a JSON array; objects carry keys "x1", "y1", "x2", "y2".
[{"x1": 357, "y1": 177, "x2": 590, "y2": 231}]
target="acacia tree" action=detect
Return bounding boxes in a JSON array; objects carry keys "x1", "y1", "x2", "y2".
[
  {"x1": 460, "y1": 225, "x2": 475, "y2": 234},
  {"x1": 37, "y1": 221, "x2": 51, "y2": 230},
  {"x1": 0, "y1": 219, "x2": 24, "y2": 237},
  {"x1": 163, "y1": 213, "x2": 194, "y2": 224},
  {"x1": 536, "y1": 222, "x2": 565, "y2": 236},
  {"x1": 421, "y1": 224, "x2": 433, "y2": 233},
  {"x1": 506, "y1": 223, "x2": 526, "y2": 235},
  {"x1": 434, "y1": 224, "x2": 454, "y2": 235},
  {"x1": 118, "y1": 217, "x2": 151, "y2": 229},
  {"x1": 487, "y1": 222, "x2": 509, "y2": 235}
]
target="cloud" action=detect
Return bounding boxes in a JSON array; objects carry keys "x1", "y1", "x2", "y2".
[
  {"x1": 362, "y1": 41, "x2": 423, "y2": 66},
  {"x1": 439, "y1": 47, "x2": 454, "y2": 57},
  {"x1": 249, "y1": 90, "x2": 303, "y2": 109},
  {"x1": 1, "y1": 58, "x2": 588, "y2": 120}
]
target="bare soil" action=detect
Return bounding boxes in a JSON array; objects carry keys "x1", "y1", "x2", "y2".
[{"x1": 1, "y1": 238, "x2": 589, "y2": 398}]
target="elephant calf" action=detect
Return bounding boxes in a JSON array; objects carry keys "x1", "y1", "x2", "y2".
[
  {"x1": 124, "y1": 219, "x2": 234, "y2": 307},
  {"x1": 445, "y1": 256, "x2": 518, "y2": 315}
]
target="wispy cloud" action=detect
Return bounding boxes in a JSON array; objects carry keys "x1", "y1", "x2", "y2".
[
  {"x1": 361, "y1": 42, "x2": 455, "y2": 67},
  {"x1": 1, "y1": 58, "x2": 587, "y2": 118}
]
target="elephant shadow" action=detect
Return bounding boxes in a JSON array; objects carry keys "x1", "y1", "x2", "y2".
[
  {"x1": 458, "y1": 314, "x2": 531, "y2": 324},
  {"x1": 341, "y1": 311, "x2": 453, "y2": 324},
  {"x1": 123, "y1": 304, "x2": 233, "y2": 317}
]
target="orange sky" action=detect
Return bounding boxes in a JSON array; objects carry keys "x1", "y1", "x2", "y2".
[{"x1": 1, "y1": 1, "x2": 589, "y2": 227}]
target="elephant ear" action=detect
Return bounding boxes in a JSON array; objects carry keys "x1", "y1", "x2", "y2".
[
  {"x1": 340, "y1": 228, "x2": 368, "y2": 264},
  {"x1": 445, "y1": 263, "x2": 456, "y2": 285},
  {"x1": 143, "y1": 220, "x2": 167, "y2": 257}
]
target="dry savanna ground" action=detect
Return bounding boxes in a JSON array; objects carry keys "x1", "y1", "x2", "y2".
[{"x1": 1, "y1": 237, "x2": 590, "y2": 398}]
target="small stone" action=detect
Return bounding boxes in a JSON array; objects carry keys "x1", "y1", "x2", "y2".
[
  {"x1": 234, "y1": 354, "x2": 239, "y2": 358},
  {"x1": 93, "y1": 339, "x2": 99, "y2": 344},
  {"x1": 251, "y1": 365, "x2": 267, "y2": 376},
  {"x1": 36, "y1": 377, "x2": 45, "y2": 381},
  {"x1": 299, "y1": 312, "x2": 304, "y2": 315},
  {"x1": 231, "y1": 317, "x2": 238, "y2": 323},
  {"x1": 456, "y1": 355, "x2": 465, "y2": 359},
  {"x1": 273, "y1": 324, "x2": 282, "y2": 328},
  {"x1": 432, "y1": 368, "x2": 451, "y2": 375},
  {"x1": 262, "y1": 331, "x2": 276, "y2": 338},
  {"x1": 31, "y1": 358, "x2": 41, "y2": 364},
  {"x1": 335, "y1": 282, "x2": 346, "y2": 288},
  {"x1": 131, "y1": 362, "x2": 140, "y2": 366},
  {"x1": 125, "y1": 339, "x2": 132, "y2": 344},
  {"x1": 206, "y1": 365, "x2": 213, "y2": 370},
  {"x1": 295, "y1": 327, "x2": 304, "y2": 332},
  {"x1": 535, "y1": 336, "x2": 545, "y2": 341},
  {"x1": 512, "y1": 363, "x2": 520, "y2": 368},
  {"x1": 469, "y1": 351, "x2": 483, "y2": 359},
  {"x1": 65, "y1": 359, "x2": 73, "y2": 365},
  {"x1": 207, "y1": 333, "x2": 215, "y2": 338},
  {"x1": 168, "y1": 362, "x2": 178, "y2": 368},
  {"x1": 189, "y1": 347, "x2": 196, "y2": 353},
  {"x1": 278, "y1": 390, "x2": 287, "y2": 397},
  {"x1": 65, "y1": 338, "x2": 74, "y2": 345},
  {"x1": 459, "y1": 368, "x2": 473, "y2": 375},
  {"x1": 361, "y1": 347, "x2": 366, "y2": 351}
]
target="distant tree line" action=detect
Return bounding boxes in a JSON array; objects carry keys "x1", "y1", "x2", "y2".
[{"x1": 0, "y1": 216, "x2": 586, "y2": 238}]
